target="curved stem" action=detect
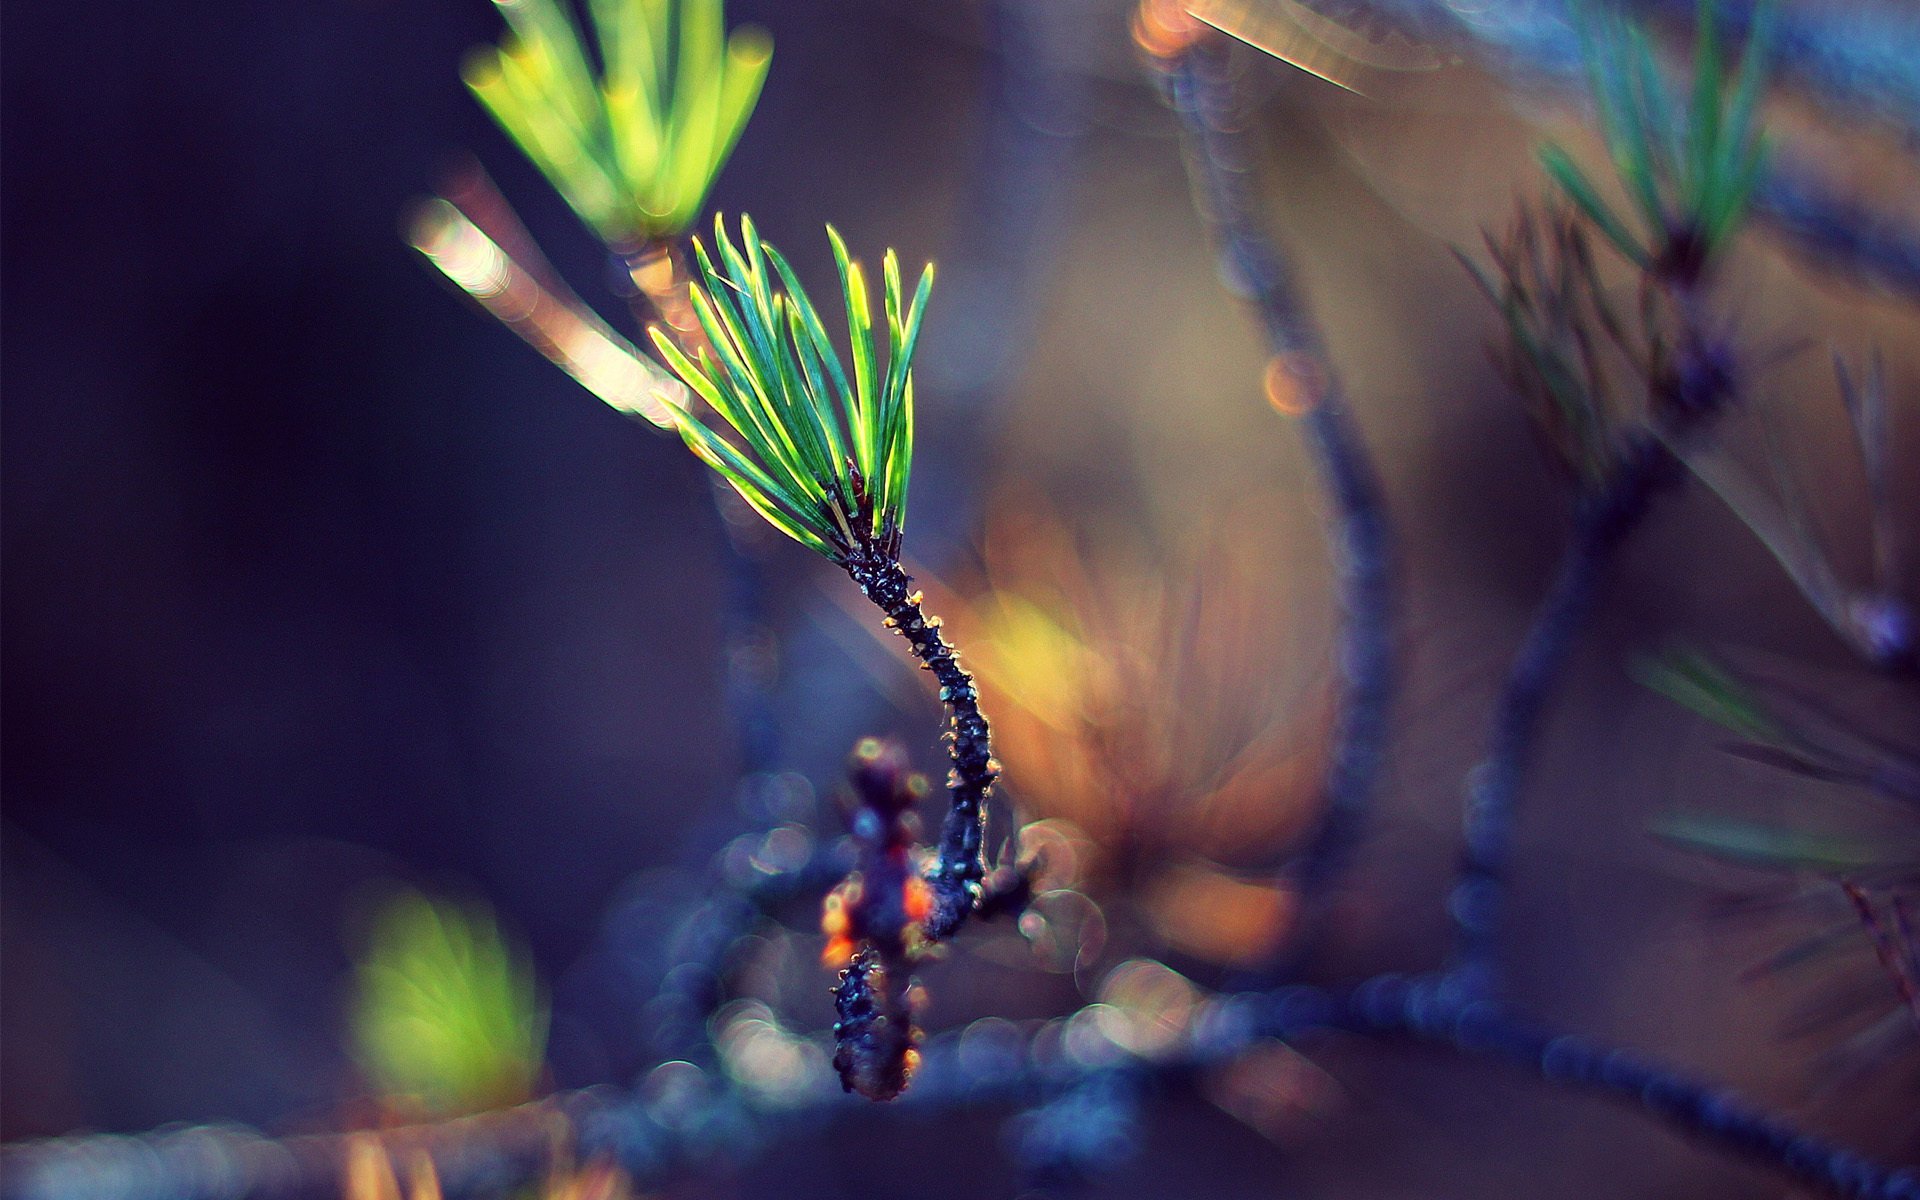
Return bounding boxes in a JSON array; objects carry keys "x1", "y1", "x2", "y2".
[
  {"x1": 843, "y1": 550, "x2": 997, "y2": 940},
  {"x1": 619, "y1": 239, "x2": 708, "y2": 359},
  {"x1": 1448, "y1": 432, "x2": 1678, "y2": 993},
  {"x1": 1159, "y1": 36, "x2": 1396, "y2": 964}
]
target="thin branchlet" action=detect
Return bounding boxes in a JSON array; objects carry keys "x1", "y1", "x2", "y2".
[
  {"x1": 842, "y1": 548, "x2": 999, "y2": 940},
  {"x1": 823, "y1": 739, "x2": 930, "y2": 1099},
  {"x1": 1449, "y1": 240, "x2": 1744, "y2": 994},
  {"x1": 643, "y1": 217, "x2": 1010, "y2": 1095},
  {"x1": 1449, "y1": 431, "x2": 1681, "y2": 992},
  {"x1": 1445, "y1": 0, "x2": 1767, "y2": 991},
  {"x1": 1149, "y1": 28, "x2": 1395, "y2": 971}
]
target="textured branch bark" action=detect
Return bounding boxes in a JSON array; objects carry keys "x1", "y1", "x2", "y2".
[{"x1": 843, "y1": 551, "x2": 998, "y2": 940}]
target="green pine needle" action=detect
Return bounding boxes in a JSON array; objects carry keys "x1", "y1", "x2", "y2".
[
  {"x1": 1553, "y1": 0, "x2": 1777, "y2": 272},
  {"x1": 1632, "y1": 648, "x2": 1790, "y2": 747},
  {"x1": 1537, "y1": 143, "x2": 1649, "y2": 269},
  {"x1": 652, "y1": 215, "x2": 935, "y2": 564},
  {"x1": 1654, "y1": 812, "x2": 1912, "y2": 875},
  {"x1": 465, "y1": 0, "x2": 771, "y2": 245}
]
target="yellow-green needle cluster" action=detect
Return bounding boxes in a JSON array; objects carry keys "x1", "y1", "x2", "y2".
[
  {"x1": 652, "y1": 215, "x2": 933, "y2": 563},
  {"x1": 465, "y1": 0, "x2": 771, "y2": 245}
]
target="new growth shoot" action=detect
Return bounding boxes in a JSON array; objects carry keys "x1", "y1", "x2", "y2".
[
  {"x1": 1541, "y1": 0, "x2": 1776, "y2": 284},
  {"x1": 653, "y1": 215, "x2": 1004, "y2": 1100},
  {"x1": 649, "y1": 215, "x2": 929, "y2": 566}
]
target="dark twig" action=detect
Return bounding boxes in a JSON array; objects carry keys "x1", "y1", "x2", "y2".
[
  {"x1": 825, "y1": 740, "x2": 931, "y2": 1100},
  {"x1": 842, "y1": 551, "x2": 998, "y2": 941},
  {"x1": 13, "y1": 972, "x2": 1917, "y2": 1200},
  {"x1": 1315, "y1": 976, "x2": 1920, "y2": 1200},
  {"x1": 767, "y1": 0, "x2": 1089, "y2": 794},
  {"x1": 1841, "y1": 881, "x2": 1920, "y2": 1032},
  {"x1": 587, "y1": 0, "x2": 1085, "y2": 1077},
  {"x1": 1151, "y1": 30, "x2": 1396, "y2": 964},
  {"x1": 1449, "y1": 431, "x2": 1681, "y2": 993}
]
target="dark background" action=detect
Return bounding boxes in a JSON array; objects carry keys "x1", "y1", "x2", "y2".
[
  {"x1": 1, "y1": 0, "x2": 1081, "y2": 1139},
  {"x1": 5, "y1": 0, "x2": 1916, "y2": 1193}
]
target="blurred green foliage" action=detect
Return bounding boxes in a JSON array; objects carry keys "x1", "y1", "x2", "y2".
[
  {"x1": 1634, "y1": 648, "x2": 1790, "y2": 748},
  {"x1": 1542, "y1": 0, "x2": 1775, "y2": 273},
  {"x1": 1651, "y1": 811, "x2": 1907, "y2": 875},
  {"x1": 465, "y1": 0, "x2": 771, "y2": 244},
  {"x1": 1638, "y1": 649, "x2": 1920, "y2": 875},
  {"x1": 351, "y1": 890, "x2": 549, "y2": 1117}
]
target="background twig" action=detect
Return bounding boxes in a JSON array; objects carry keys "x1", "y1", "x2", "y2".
[
  {"x1": 11, "y1": 971, "x2": 1916, "y2": 1200},
  {"x1": 1449, "y1": 431, "x2": 1680, "y2": 993},
  {"x1": 1154, "y1": 29, "x2": 1397, "y2": 969}
]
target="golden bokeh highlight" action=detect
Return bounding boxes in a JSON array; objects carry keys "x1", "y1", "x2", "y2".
[
  {"x1": 1263, "y1": 353, "x2": 1325, "y2": 417},
  {"x1": 872, "y1": 505, "x2": 1329, "y2": 966},
  {"x1": 1132, "y1": 0, "x2": 1207, "y2": 61}
]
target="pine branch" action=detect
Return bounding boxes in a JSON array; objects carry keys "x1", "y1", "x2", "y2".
[
  {"x1": 14, "y1": 973, "x2": 1917, "y2": 1200},
  {"x1": 1148, "y1": 27, "x2": 1397, "y2": 967},
  {"x1": 1209, "y1": 0, "x2": 1920, "y2": 301},
  {"x1": 842, "y1": 554, "x2": 998, "y2": 940},
  {"x1": 1448, "y1": 431, "x2": 1681, "y2": 993}
]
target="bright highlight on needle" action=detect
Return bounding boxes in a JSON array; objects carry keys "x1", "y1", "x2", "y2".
[
  {"x1": 1183, "y1": 0, "x2": 1442, "y2": 96},
  {"x1": 410, "y1": 198, "x2": 687, "y2": 427}
]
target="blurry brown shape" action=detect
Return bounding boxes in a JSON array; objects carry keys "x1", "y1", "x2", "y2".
[
  {"x1": 900, "y1": 503, "x2": 1330, "y2": 964},
  {"x1": 343, "y1": 1136, "x2": 403, "y2": 1200},
  {"x1": 616, "y1": 239, "x2": 711, "y2": 363},
  {"x1": 532, "y1": 1110, "x2": 636, "y2": 1200},
  {"x1": 339, "y1": 1114, "x2": 635, "y2": 1200},
  {"x1": 1263, "y1": 353, "x2": 1325, "y2": 416},
  {"x1": 342, "y1": 1140, "x2": 444, "y2": 1200},
  {"x1": 1202, "y1": 1038, "x2": 1342, "y2": 1143},
  {"x1": 404, "y1": 1154, "x2": 442, "y2": 1200},
  {"x1": 541, "y1": 1157, "x2": 635, "y2": 1200},
  {"x1": 1140, "y1": 860, "x2": 1299, "y2": 967}
]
